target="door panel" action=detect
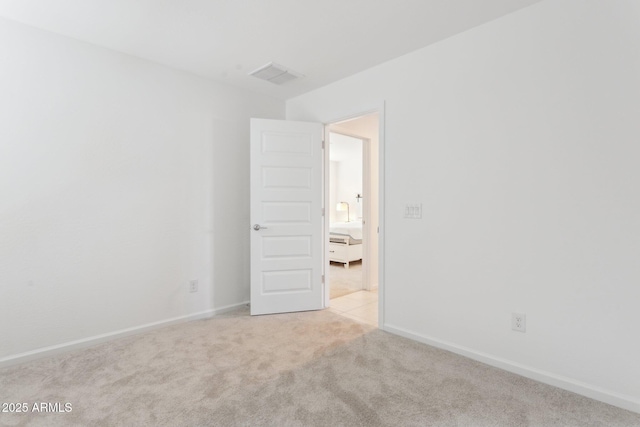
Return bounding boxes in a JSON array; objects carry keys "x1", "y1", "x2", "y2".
[
  {"x1": 250, "y1": 118, "x2": 324, "y2": 315},
  {"x1": 262, "y1": 167, "x2": 312, "y2": 189},
  {"x1": 262, "y1": 202, "x2": 311, "y2": 223},
  {"x1": 262, "y1": 236, "x2": 312, "y2": 259}
]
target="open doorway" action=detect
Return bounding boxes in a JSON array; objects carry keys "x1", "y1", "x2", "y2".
[{"x1": 326, "y1": 113, "x2": 380, "y2": 327}]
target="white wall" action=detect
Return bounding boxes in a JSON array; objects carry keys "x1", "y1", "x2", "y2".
[
  {"x1": 329, "y1": 161, "x2": 339, "y2": 223},
  {"x1": 287, "y1": 0, "x2": 640, "y2": 412},
  {"x1": 0, "y1": 17, "x2": 284, "y2": 362}
]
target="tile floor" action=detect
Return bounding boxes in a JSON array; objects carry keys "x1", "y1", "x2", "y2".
[{"x1": 328, "y1": 289, "x2": 378, "y2": 327}]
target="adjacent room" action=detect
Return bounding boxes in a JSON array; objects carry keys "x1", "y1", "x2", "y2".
[
  {"x1": 1, "y1": 0, "x2": 639, "y2": 425},
  {"x1": 326, "y1": 114, "x2": 381, "y2": 327},
  {"x1": 327, "y1": 130, "x2": 375, "y2": 326}
]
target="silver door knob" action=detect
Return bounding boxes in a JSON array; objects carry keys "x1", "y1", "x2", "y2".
[{"x1": 253, "y1": 224, "x2": 268, "y2": 231}]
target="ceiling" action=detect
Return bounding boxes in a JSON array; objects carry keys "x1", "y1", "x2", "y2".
[{"x1": 0, "y1": 0, "x2": 541, "y2": 100}]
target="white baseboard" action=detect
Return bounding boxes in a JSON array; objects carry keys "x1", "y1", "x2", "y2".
[
  {"x1": 0, "y1": 301, "x2": 249, "y2": 369},
  {"x1": 213, "y1": 301, "x2": 249, "y2": 315},
  {"x1": 383, "y1": 323, "x2": 640, "y2": 415}
]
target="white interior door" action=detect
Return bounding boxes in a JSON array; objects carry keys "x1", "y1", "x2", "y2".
[{"x1": 250, "y1": 118, "x2": 324, "y2": 315}]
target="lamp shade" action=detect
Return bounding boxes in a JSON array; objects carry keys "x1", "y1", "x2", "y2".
[{"x1": 336, "y1": 201, "x2": 350, "y2": 222}]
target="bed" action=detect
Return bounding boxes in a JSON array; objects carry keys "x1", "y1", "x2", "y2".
[{"x1": 329, "y1": 220, "x2": 363, "y2": 268}]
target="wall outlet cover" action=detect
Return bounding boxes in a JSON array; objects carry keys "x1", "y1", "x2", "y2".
[
  {"x1": 512, "y1": 312, "x2": 526, "y2": 332},
  {"x1": 189, "y1": 280, "x2": 198, "y2": 293}
]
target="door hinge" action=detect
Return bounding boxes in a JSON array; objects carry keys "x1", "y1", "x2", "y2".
[
  {"x1": 322, "y1": 139, "x2": 325, "y2": 149},
  {"x1": 321, "y1": 208, "x2": 325, "y2": 216},
  {"x1": 322, "y1": 274, "x2": 325, "y2": 284}
]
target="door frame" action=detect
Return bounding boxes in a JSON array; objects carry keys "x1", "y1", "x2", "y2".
[{"x1": 322, "y1": 102, "x2": 385, "y2": 329}]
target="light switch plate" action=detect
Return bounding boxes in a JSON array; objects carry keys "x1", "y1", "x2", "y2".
[{"x1": 404, "y1": 203, "x2": 422, "y2": 219}]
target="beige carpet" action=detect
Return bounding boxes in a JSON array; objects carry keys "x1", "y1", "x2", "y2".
[
  {"x1": 329, "y1": 260, "x2": 363, "y2": 299},
  {"x1": 1, "y1": 308, "x2": 639, "y2": 427}
]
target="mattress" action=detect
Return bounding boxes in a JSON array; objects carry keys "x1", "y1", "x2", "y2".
[{"x1": 329, "y1": 220, "x2": 363, "y2": 241}]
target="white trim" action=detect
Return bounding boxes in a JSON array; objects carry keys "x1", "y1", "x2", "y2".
[
  {"x1": 323, "y1": 124, "x2": 330, "y2": 308},
  {"x1": 361, "y1": 135, "x2": 372, "y2": 291},
  {"x1": 384, "y1": 323, "x2": 640, "y2": 414},
  {"x1": 0, "y1": 302, "x2": 249, "y2": 369},
  {"x1": 377, "y1": 102, "x2": 386, "y2": 330}
]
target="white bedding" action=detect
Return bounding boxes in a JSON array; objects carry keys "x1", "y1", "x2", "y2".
[{"x1": 329, "y1": 220, "x2": 363, "y2": 240}]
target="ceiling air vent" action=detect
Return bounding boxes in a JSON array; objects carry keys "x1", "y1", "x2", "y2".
[{"x1": 249, "y1": 62, "x2": 303, "y2": 85}]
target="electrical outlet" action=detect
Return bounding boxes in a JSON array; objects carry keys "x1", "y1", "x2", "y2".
[
  {"x1": 189, "y1": 280, "x2": 198, "y2": 293},
  {"x1": 512, "y1": 313, "x2": 526, "y2": 332}
]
